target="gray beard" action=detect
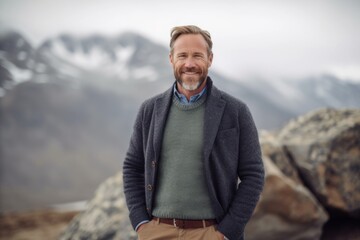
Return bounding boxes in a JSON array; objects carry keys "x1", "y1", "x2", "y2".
[{"x1": 176, "y1": 75, "x2": 206, "y2": 91}]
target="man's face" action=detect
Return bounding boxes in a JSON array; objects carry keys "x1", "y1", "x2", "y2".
[{"x1": 170, "y1": 34, "x2": 213, "y2": 91}]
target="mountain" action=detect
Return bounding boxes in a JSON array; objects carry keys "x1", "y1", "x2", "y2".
[
  {"x1": 0, "y1": 31, "x2": 59, "y2": 87},
  {"x1": 244, "y1": 75, "x2": 360, "y2": 116},
  {"x1": 38, "y1": 32, "x2": 171, "y2": 82},
  {"x1": 2, "y1": 31, "x2": 359, "y2": 129},
  {"x1": 0, "y1": 30, "x2": 359, "y2": 212},
  {"x1": 35, "y1": 32, "x2": 284, "y2": 118}
]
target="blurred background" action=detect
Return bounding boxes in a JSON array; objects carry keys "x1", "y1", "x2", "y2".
[{"x1": 0, "y1": 0, "x2": 359, "y2": 239}]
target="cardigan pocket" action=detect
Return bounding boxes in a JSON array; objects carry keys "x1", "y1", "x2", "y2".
[
  {"x1": 217, "y1": 127, "x2": 238, "y2": 138},
  {"x1": 209, "y1": 127, "x2": 239, "y2": 209},
  {"x1": 212, "y1": 127, "x2": 239, "y2": 174}
]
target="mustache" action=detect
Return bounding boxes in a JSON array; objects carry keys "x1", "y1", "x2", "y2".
[{"x1": 181, "y1": 67, "x2": 199, "y2": 72}]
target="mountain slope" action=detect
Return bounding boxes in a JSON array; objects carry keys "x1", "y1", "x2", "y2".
[
  {"x1": 0, "y1": 30, "x2": 359, "y2": 212},
  {"x1": 244, "y1": 75, "x2": 360, "y2": 117}
]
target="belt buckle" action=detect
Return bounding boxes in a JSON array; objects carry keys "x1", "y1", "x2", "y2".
[{"x1": 173, "y1": 218, "x2": 185, "y2": 228}]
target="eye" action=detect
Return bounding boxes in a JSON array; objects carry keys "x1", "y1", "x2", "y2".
[
  {"x1": 194, "y1": 54, "x2": 204, "y2": 59},
  {"x1": 177, "y1": 54, "x2": 186, "y2": 59}
]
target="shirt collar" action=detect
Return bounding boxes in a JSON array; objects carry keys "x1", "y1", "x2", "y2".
[{"x1": 173, "y1": 83, "x2": 207, "y2": 105}]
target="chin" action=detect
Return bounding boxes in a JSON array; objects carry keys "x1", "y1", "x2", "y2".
[
  {"x1": 183, "y1": 78, "x2": 205, "y2": 90},
  {"x1": 181, "y1": 83, "x2": 199, "y2": 91}
]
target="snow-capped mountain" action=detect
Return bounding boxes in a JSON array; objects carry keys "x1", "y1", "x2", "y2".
[
  {"x1": 244, "y1": 75, "x2": 360, "y2": 116},
  {"x1": 0, "y1": 31, "x2": 293, "y2": 128},
  {"x1": 1, "y1": 31, "x2": 359, "y2": 128},
  {"x1": 294, "y1": 75, "x2": 360, "y2": 110},
  {"x1": 38, "y1": 32, "x2": 171, "y2": 83},
  {"x1": 1, "y1": 30, "x2": 359, "y2": 212},
  {"x1": 0, "y1": 32, "x2": 45, "y2": 93}
]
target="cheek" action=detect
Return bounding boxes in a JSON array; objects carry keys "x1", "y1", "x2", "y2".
[
  {"x1": 204, "y1": 61, "x2": 211, "y2": 69},
  {"x1": 174, "y1": 62, "x2": 184, "y2": 70}
]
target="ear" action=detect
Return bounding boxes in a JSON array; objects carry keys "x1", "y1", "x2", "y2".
[
  {"x1": 169, "y1": 53, "x2": 174, "y2": 65},
  {"x1": 208, "y1": 53, "x2": 213, "y2": 67}
]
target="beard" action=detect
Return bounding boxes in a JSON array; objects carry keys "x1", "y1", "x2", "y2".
[{"x1": 174, "y1": 67, "x2": 208, "y2": 91}]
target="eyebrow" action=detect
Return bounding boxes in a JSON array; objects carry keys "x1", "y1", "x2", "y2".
[{"x1": 176, "y1": 52, "x2": 205, "y2": 56}]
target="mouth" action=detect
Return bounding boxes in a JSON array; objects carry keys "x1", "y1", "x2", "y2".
[{"x1": 182, "y1": 71, "x2": 199, "y2": 75}]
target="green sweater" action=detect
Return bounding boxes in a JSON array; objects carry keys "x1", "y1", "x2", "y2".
[{"x1": 152, "y1": 94, "x2": 216, "y2": 219}]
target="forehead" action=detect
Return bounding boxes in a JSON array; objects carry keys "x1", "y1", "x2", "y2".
[{"x1": 172, "y1": 34, "x2": 208, "y2": 53}]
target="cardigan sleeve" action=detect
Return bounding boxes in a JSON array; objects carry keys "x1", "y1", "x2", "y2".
[
  {"x1": 122, "y1": 102, "x2": 151, "y2": 229},
  {"x1": 217, "y1": 104, "x2": 265, "y2": 240}
]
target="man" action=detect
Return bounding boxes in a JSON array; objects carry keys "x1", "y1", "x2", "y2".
[{"x1": 123, "y1": 25, "x2": 264, "y2": 240}]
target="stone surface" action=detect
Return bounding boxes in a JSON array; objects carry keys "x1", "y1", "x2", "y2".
[
  {"x1": 59, "y1": 172, "x2": 136, "y2": 240},
  {"x1": 60, "y1": 108, "x2": 360, "y2": 239},
  {"x1": 260, "y1": 131, "x2": 302, "y2": 184},
  {"x1": 60, "y1": 162, "x2": 328, "y2": 240},
  {"x1": 277, "y1": 108, "x2": 360, "y2": 216},
  {"x1": 245, "y1": 157, "x2": 328, "y2": 240}
]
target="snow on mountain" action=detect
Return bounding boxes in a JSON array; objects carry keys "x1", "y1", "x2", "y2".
[
  {"x1": 1, "y1": 58, "x2": 33, "y2": 84},
  {"x1": 297, "y1": 75, "x2": 360, "y2": 109},
  {"x1": 38, "y1": 33, "x2": 167, "y2": 82},
  {"x1": 0, "y1": 31, "x2": 62, "y2": 90},
  {"x1": 132, "y1": 66, "x2": 158, "y2": 81},
  {"x1": 243, "y1": 74, "x2": 360, "y2": 117},
  {"x1": 270, "y1": 78, "x2": 305, "y2": 101},
  {"x1": 48, "y1": 36, "x2": 135, "y2": 71},
  {"x1": 1, "y1": 30, "x2": 359, "y2": 128}
]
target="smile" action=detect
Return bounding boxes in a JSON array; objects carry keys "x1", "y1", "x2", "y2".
[{"x1": 182, "y1": 72, "x2": 198, "y2": 75}]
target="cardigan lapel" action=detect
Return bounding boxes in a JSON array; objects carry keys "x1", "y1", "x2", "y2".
[
  {"x1": 203, "y1": 79, "x2": 226, "y2": 160},
  {"x1": 153, "y1": 86, "x2": 173, "y2": 162},
  {"x1": 152, "y1": 78, "x2": 226, "y2": 162}
]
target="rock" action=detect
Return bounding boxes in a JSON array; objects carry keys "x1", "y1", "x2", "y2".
[
  {"x1": 59, "y1": 172, "x2": 136, "y2": 240},
  {"x1": 245, "y1": 157, "x2": 328, "y2": 240},
  {"x1": 277, "y1": 108, "x2": 360, "y2": 216},
  {"x1": 61, "y1": 160, "x2": 327, "y2": 240},
  {"x1": 60, "y1": 108, "x2": 360, "y2": 239},
  {"x1": 260, "y1": 130, "x2": 302, "y2": 184}
]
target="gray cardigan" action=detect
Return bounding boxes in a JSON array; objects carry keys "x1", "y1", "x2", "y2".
[{"x1": 123, "y1": 78, "x2": 264, "y2": 240}]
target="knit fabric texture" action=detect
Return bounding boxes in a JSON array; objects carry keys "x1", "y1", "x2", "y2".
[
  {"x1": 123, "y1": 78, "x2": 265, "y2": 240},
  {"x1": 152, "y1": 94, "x2": 216, "y2": 219}
]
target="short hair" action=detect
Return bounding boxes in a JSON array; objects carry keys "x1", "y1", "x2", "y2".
[{"x1": 170, "y1": 25, "x2": 213, "y2": 56}]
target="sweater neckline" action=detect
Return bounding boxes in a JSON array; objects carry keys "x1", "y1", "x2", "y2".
[{"x1": 172, "y1": 92, "x2": 207, "y2": 111}]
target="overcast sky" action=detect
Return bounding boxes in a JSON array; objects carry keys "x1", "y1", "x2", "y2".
[{"x1": 0, "y1": 0, "x2": 359, "y2": 82}]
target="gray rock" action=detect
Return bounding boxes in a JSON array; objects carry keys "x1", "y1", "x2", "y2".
[
  {"x1": 60, "y1": 108, "x2": 360, "y2": 239},
  {"x1": 245, "y1": 157, "x2": 328, "y2": 240},
  {"x1": 277, "y1": 108, "x2": 360, "y2": 216},
  {"x1": 59, "y1": 172, "x2": 136, "y2": 240},
  {"x1": 260, "y1": 131, "x2": 302, "y2": 184},
  {"x1": 60, "y1": 160, "x2": 328, "y2": 240}
]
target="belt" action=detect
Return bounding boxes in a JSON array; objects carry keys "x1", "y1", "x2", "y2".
[{"x1": 153, "y1": 217, "x2": 217, "y2": 229}]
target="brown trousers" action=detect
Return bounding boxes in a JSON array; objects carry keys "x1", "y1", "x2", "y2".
[{"x1": 137, "y1": 219, "x2": 222, "y2": 240}]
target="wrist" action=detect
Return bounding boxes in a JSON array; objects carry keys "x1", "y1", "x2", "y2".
[{"x1": 135, "y1": 220, "x2": 149, "y2": 232}]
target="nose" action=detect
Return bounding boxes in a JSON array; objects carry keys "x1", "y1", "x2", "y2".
[{"x1": 184, "y1": 58, "x2": 196, "y2": 68}]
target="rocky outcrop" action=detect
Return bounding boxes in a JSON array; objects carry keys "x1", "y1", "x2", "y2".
[
  {"x1": 59, "y1": 173, "x2": 136, "y2": 240},
  {"x1": 245, "y1": 157, "x2": 328, "y2": 240},
  {"x1": 60, "y1": 108, "x2": 360, "y2": 239},
  {"x1": 260, "y1": 131, "x2": 302, "y2": 184},
  {"x1": 277, "y1": 108, "x2": 360, "y2": 216},
  {"x1": 60, "y1": 167, "x2": 328, "y2": 240}
]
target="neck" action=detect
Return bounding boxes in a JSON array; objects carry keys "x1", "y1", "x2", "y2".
[{"x1": 176, "y1": 78, "x2": 207, "y2": 101}]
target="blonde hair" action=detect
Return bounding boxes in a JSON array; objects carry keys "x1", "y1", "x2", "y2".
[{"x1": 170, "y1": 25, "x2": 213, "y2": 55}]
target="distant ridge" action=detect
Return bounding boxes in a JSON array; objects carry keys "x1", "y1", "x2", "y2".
[{"x1": 1, "y1": 30, "x2": 359, "y2": 212}]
